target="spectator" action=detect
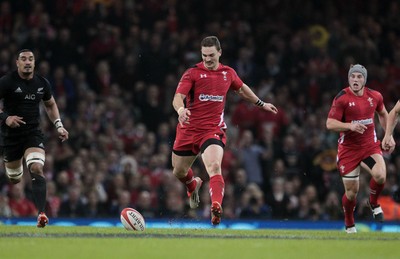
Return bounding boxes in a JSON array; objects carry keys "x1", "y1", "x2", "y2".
[
  {"x1": 8, "y1": 183, "x2": 37, "y2": 217},
  {"x1": 58, "y1": 185, "x2": 87, "y2": 218}
]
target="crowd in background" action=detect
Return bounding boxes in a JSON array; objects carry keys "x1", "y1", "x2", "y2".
[{"x1": 1, "y1": 0, "x2": 400, "y2": 221}]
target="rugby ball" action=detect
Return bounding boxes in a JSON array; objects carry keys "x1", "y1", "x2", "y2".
[{"x1": 120, "y1": 208, "x2": 145, "y2": 231}]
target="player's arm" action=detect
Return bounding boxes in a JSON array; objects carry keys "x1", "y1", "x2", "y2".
[
  {"x1": 235, "y1": 83, "x2": 278, "y2": 114},
  {"x1": 384, "y1": 100, "x2": 400, "y2": 138},
  {"x1": 381, "y1": 101, "x2": 399, "y2": 152},
  {"x1": 172, "y1": 93, "x2": 190, "y2": 126},
  {"x1": 43, "y1": 96, "x2": 69, "y2": 142},
  {"x1": 0, "y1": 77, "x2": 26, "y2": 127},
  {"x1": 376, "y1": 105, "x2": 389, "y2": 132},
  {"x1": 326, "y1": 118, "x2": 367, "y2": 134}
]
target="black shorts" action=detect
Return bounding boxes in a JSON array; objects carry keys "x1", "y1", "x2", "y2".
[{"x1": 0, "y1": 130, "x2": 45, "y2": 162}]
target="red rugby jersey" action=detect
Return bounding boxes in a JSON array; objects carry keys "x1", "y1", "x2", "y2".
[
  {"x1": 327, "y1": 87, "x2": 384, "y2": 148},
  {"x1": 176, "y1": 62, "x2": 243, "y2": 130}
]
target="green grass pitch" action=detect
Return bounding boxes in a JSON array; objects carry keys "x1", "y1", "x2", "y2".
[{"x1": 1, "y1": 225, "x2": 399, "y2": 259}]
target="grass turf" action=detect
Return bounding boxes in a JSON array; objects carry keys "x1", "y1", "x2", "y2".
[{"x1": 1, "y1": 225, "x2": 399, "y2": 259}]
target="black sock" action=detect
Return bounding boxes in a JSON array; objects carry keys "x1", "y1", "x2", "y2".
[{"x1": 30, "y1": 173, "x2": 47, "y2": 213}]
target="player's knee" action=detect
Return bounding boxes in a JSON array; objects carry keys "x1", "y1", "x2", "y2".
[
  {"x1": 371, "y1": 164, "x2": 386, "y2": 183},
  {"x1": 172, "y1": 168, "x2": 188, "y2": 179},
  {"x1": 5, "y1": 166, "x2": 23, "y2": 184},
  {"x1": 26, "y1": 152, "x2": 45, "y2": 175},
  {"x1": 345, "y1": 190, "x2": 358, "y2": 201},
  {"x1": 373, "y1": 172, "x2": 386, "y2": 184},
  {"x1": 206, "y1": 161, "x2": 221, "y2": 175},
  {"x1": 29, "y1": 163, "x2": 44, "y2": 176}
]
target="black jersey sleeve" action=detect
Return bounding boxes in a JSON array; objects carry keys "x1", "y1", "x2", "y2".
[
  {"x1": 0, "y1": 74, "x2": 12, "y2": 99},
  {"x1": 38, "y1": 76, "x2": 53, "y2": 101}
]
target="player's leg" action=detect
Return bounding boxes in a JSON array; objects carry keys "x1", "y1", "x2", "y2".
[
  {"x1": 201, "y1": 143, "x2": 224, "y2": 225},
  {"x1": 172, "y1": 126, "x2": 203, "y2": 208},
  {"x1": 2, "y1": 141, "x2": 24, "y2": 184},
  {"x1": 171, "y1": 152, "x2": 202, "y2": 208},
  {"x1": 341, "y1": 166, "x2": 360, "y2": 233},
  {"x1": 4, "y1": 159, "x2": 24, "y2": 184},
  {"x1": 24, "y1": 147, "x2": 48, "y2": 227},
  {"x1": 361, "y1": 154, "x2": 386, "y2": 222}
]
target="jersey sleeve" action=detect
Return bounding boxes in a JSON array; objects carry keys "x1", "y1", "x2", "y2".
[
  {"x1": 327, "y1": 93, "x2": 345, "y2": 121},
  {"x1": 175, "y1": 68, "x2": 193, "y2": 95},
  {"x1": 0, "y1": 75, "x2": 10, "y2": 99},
  {"x1": 375, "y1": 91, "x2": 384, "y2": 112},
  {"x1": 41, "y1": 76, "x2": 53, "y2": 101},
  {"x1": 229, "y1": 68, "x2": 244, "y2": 91}
]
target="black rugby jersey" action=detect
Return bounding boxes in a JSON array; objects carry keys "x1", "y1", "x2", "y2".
[{"x1": 0, "y1": 71, "x2": 53, "y2": 137}]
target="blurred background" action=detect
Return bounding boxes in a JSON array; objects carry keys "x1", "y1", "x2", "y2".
[{"x1": 1, "y1": 0, "x2": 400, "y2": 223}]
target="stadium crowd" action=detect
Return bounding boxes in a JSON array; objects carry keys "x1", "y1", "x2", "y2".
[{"x1": 1, "y1": 0, "x2": 400, "y2": 221}]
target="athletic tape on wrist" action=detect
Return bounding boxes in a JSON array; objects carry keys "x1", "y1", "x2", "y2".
[
  {"x1": 255, "y1": 99, "x2": 265, "y2": 107},
  {"x1": 177, "y1": 107, "x2": 184, "y2": 115},
  {"x1": 54, "y1": 118, "x2": 64, "y2": 129}
]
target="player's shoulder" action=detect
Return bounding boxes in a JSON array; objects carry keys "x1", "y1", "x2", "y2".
[
  {"x1": 33, "y1": 74, "x2": 51, "y2": 86},
  {"x1": 365, "y1": 87, "x2": 382, "y2": 98},
  {"x1": 183, "y1": 63, "x2": 209, "y2": 78},
  {"x1": 0, "y1": 71, "x2": 17, "y2": 81},
  {"x1": 333, "y1": 88, "x2": 348, "y2": 101},
  {"x1": 0, "y1": 71, "x2": 18, "y2": 88},
  {"x1": 183, "y1": 63, "x2": 202, "y2": 74},
  {"x1": 219, "y1": 63, "x2": 235, "y2": 71}
]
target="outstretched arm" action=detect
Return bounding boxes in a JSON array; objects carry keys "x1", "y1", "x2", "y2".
[
  {"x1": 235, "y1": 83, "x2": 278, "y2": 114},
  {"x1": 43, "y1": 96, "x2": 69, "y2": 142},
  {"x1": 382, "y1": 101, "x2": 400, "y2": 151}
]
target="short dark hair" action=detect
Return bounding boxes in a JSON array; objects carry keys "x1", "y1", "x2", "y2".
[
  {"x1": 17, "y1": 49, "x2": 34, "y2": 59},
  {"x1": 201, "y1": 36, "x2": 221, "y2": 51}
]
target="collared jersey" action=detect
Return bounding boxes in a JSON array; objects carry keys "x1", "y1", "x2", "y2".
[
  {"x1": 327, "y1": 87, "x2": 384, "y2": 148},
  {"x1": 0, "y1": 71, "x2": 53, "y2": 137},
  {"x1": 175, "y1": 62, "x2": 243, "y2": 130}
]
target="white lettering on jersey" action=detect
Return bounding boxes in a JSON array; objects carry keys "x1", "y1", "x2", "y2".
[
  {"x1": 25, "y1": 94, "x2": 36, "y2": 100},
  {"x1": 200, "y1": 74, "x2": 207, "y2": 78},
  {"x1": 351, "y1": 118, "x2": 373, "y2": 125},
  {"x1": 199, "y1": 94, "x2": 224, "y2": 102}
]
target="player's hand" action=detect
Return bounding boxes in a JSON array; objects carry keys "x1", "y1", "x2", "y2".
[
  {"x1": 5, "y1": 116, "x2": 26, "y2": 128},
  {"x1": 178, "y1": 108, "x2": 191, "y2": 126},
  {"x1": 262, "y1": 103, "x2": 278, "y2": 114},
  {"x1": 350, "y1": 123, "x2": 367, "y2": 134},
  {"x1": 382, "y1": 135, "x2": 395, "y2": 154},
  {"x1": 57, "y1": 127, "x2": 69, "y2": 142}
]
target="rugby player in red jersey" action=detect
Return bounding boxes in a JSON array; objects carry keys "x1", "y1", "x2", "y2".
[
  {"x1": 326, "y1": 64, "x2": 394, "y2": 233},
  {"x1": 171, "y1": 36, "x2": 278, "y2": 225}
]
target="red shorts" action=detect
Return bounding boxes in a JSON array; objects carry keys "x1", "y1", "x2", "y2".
[
  {"x1": 337, "y1": 143, "x2": 382, "y2": 176},
  {"x1": 173, "y1": 125, "x2": 227, "y2": 155}
]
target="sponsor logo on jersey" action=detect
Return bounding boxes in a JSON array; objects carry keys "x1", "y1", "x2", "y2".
[
  {"x1": 14, "y1": 87, "x2": 22, "y2": 93},
  {"x1": 200, "y1": 74, "x2": 207, "y2": 78},
  {"x1": 25, "y1": 94, "x2": 36, "y2": 100},
  {"x1": 349, "y1": 102, "x2": 355, "y2": 106},
  {"x1": 199, "y1": 94, "x2": 224, "y2": 102},
  {"x1": 351, "y1": 118, "x2": 373, "y2": 125}
]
